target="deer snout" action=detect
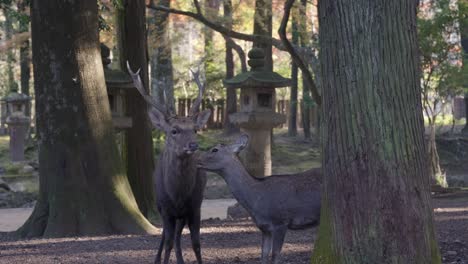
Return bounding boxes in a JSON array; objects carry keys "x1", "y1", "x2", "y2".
[{"x1": 188, "y1": 142, "x2": 199, "y2": 152}]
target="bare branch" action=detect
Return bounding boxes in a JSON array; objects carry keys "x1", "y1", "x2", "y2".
[
  {"x1": 189, "y1": 69, "x2": 206, "y2": 116},
  {"x1": 279, "y1": 0, "x2": 322, "y2": 105},
  {"x1": 223, "y1": 36, "x2": 247, "y2": 72},
  {"x1": 193, "y1": 0, "x2": 202, "y2": 14},
  {"x1": 147, "y1": 3, "x2": 282, "y2": 49}
]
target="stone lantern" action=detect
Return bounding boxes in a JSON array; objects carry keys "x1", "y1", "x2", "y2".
[
  {"x1": 101, "y1": 44, "x2": 133, "y2": 130},
  {"x1": 224, "y1": 48, "x2": 291, "y2": 177},
  {"x1": 2, "y1": 87, "x2": 31, "y2": 161}
]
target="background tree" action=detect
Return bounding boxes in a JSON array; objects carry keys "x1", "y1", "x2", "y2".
[
  {"x1": 287, "y1": 4, "x2": 299, "y2": 137},
  {"x1": 17, "y1": 0, "x2": 30, "y2": 117},
  {"x1": 460, "y1": 0, "x2": 468, "y2": 134},
  {"x1": 222, "y1": 0, "x2": 239, "y2": 135},
  {"x1": 19, "y1": 0, "x2": 156, "y2": 237},
  {"x1": 118, "y1": 0, "x2": 157, "y2": 219},
  {"x1": 311, "y1": 0, "x2": 440, "y2": 262},
  {"x1": 253, "y1": 0, "x2": 272, "y2": 71},
  {"x1": 418, "y1": 0, "x2": 468, "y2": 187},
  {"x1": 148, "y1": 0, "x2": 175, "y2": 114}
]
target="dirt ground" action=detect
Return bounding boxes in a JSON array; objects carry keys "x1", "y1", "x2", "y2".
[{"x1": 0, "y1": 196, "x2": 467, "y2": 264}]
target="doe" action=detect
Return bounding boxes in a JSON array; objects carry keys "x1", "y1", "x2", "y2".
[{"x1": 197, "y1": 135, "x2": 321, "y2": 264}]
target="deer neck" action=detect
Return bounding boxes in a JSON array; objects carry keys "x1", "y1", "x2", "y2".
[
  {"x1": 160, "y1": 148, "x2": 197, "y2": 197},
  {"x1": 220, "y1": 158, "x2": 259, "y2": 212}
]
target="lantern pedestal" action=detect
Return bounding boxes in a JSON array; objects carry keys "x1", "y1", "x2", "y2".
[{"x1": 6, "y1": 114, "x2": 30, "y2": 162}]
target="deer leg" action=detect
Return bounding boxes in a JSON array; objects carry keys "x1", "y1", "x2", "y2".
[
  {"x1": 261, "y1": 231, "x2": 272, "y2": 264},
  {"x1": 271, "y1": 226, "x2": 287, "y2": 264},
  {"x1": 188, "y1": 211, "x2": 203, "y2": 264},
  {"x1": 162, "y1": 216, "x2": 176, "y2": 264},
  {"x1": 154, "y1": 229, "x2": 165, "y2": 264},
  {"x1": 174, "y1": 219, "x2": 186, "y2": 264}
]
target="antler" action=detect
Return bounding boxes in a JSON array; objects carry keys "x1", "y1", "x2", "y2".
[
  {"x1": 126, "y1": 61, "x2": 168, "y2": 116},
  {"x1": 189, "y1": 69, "x2": 206, "y2": 116}
]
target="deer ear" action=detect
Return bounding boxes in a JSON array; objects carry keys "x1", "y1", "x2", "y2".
[
  {"x1": 193, "y1": 109, "x2": 211, "y2": 129},
  {"x1": 229, "y1": 134, "x2": 249, "y2": 154},
  {"x1": 148, "y1": 108, "x2": 169, "y2": 131}
]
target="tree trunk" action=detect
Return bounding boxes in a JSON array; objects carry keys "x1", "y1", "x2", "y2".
[
  {"x1": 19, "y1": 0, "x2": 156, "y2": 238},
  {"x1": 299, "y1": 0, "x2": 311, "y2": 140},
  {"x1": 428, "y1": 121, "x2": 446, "y2": 187},
  {"x1": 223, "y1": 0, "x2": 239, "y2": 135},
  {"x1": 148, "y1": 0, "x2": 175, "y2": 114},
  {"x1": 253, "y1": 0, "x2": 273, "y2": 71},
  {"x1": 461, "y1": 11, "x2": 468, "y2": 134},
  {"x1": 288, "y1": 7, "x2": 299, "y2": 137},
  {"x1": 463, "y1": 94, "x2": 468, "y2": 134},
  {"x1": 18, "y1": 0, "x2": 31, "y2": 117},
  {"x1": 312, "y1": 0, "x2": 440, "y2": 262},
  {"x1": 4, "y1": 9, "x2": 16, "y2": 92},
  {"x1": 204, "y1": 0, "x2": 221, "y2": 95},
  {"x1": 118, "y1": 0, "x2": 157, "y2": 219}
]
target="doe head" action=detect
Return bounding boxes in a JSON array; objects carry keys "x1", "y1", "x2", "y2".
[{"x1": 197, "y1": 134, "x2": 249, "y2": 171}]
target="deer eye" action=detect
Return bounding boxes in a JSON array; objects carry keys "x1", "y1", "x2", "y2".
[
  {"x1": 211, "y1": 148, "x2": 218, "y2": 153},
  {"x1": 171, "y1": 129, "x2": 178, "y2": 135},
  {"x1": 194, "y1": 129, "x2": 198, "y2": 134}
]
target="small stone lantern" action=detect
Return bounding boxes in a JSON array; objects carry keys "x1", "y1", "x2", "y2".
[
  {"x1": 3, "y1": 87, "x2": 31, "y2": 161},
  {"x1": 101, "y1": 44, "x2": 133, "y2": 130},
  {"x1": 224, "y1": 48, "x2": 291, "y2": 177}
]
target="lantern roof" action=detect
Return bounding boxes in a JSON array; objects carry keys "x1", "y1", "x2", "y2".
[
  {"x1": 224, "y1": 48, "x2": 291, "y2": 89},
  {"x1": 104, "y1": 68, "x2": 134, "y2": 89},
  {"x1": 2, "y1": 91, "x2": 30, "y2": 102}
]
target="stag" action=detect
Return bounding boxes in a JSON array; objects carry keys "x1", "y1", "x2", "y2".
[
  {"x1": 127, "y1": 62, "x2": 211, "y2": 264},
  {"x1": 197, "y1": 135, "x2": 322, "y2": 264}
]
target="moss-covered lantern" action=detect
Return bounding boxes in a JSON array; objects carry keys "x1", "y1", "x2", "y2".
[{"x1": 224, "y1": 48, "x2": 291, "y2": 177}]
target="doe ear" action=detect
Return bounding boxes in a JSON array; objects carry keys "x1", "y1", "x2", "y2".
[
  {"x1": 148, "y1": 107, "x2": 170, "y2": 131},
  {"x1": 229, "y1": 134, "x2": 249, "y2": 154},
  {"x1": 193, "y1": 109, "x2": 211, "y2": 129}
]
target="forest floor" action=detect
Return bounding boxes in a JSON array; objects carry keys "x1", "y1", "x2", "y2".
[{"x1": 0, "y1": 194, "x2": 467, "y2": 264}]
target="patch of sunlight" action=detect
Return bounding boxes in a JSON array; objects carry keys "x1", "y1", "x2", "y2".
[{"x1": 434, "y1": 207, "x2": 468, "y2": 213}]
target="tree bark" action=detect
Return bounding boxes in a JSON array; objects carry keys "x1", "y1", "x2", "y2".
[
  {"x1": 312, "y1": 0, "x2": 441, "y2": 262},
  {"x1": 19, "y1": 0, "x2": 156, "y2": 238},
  {"x1": 223, "y1": 0, "x2": 239, "y2": 135},
  {"x1": 118, "y1": 0, "x2": 157, "y2": 219},
  {"x1": 148, "y1": 0, "x2": 175, "y2": 114},
  {"x1": 287, "y1": 6, "x2": 299, "y2": 137}
]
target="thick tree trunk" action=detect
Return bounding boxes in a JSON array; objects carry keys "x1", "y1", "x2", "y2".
[
  {"x1": 148, "y1": 0, "x2": 175, "y2": 114},
  {"x1": 312, "y1": 0, "x2": 440, "y2": 262},
  {"x1": 253, "y1": 0, "x2": 273, "y2": 71},
  {"x1": 288, "y1": 8, "x2": 299, "y2": 137},
  {"x1": 223, "y1": 0, "x2": 239, "y2": 135},
  {"x1": 19, "y1": 0, "x2": 156, "y2": 238},
  {"x1": 118, "y1": 0, "x2": 157, "y2": 219}
]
